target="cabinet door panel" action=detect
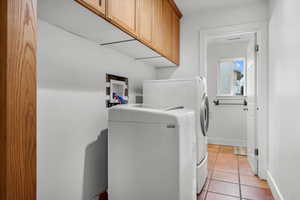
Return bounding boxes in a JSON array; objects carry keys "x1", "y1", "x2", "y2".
[
  {"x1": 172, "y1": 13, "x2": 180, "y2": 64},
  {"x1": 152, "y1": 0, "x2": 164, "y2": 52},
  {"x1": 137, "y1": 0, "x2": 153, "y2": 44},
  {"x1": 107, "y1": 0, "x2": 137, "y2": 35},
  {"x1": 77, "y1": 0, "x2": 106, "y2": 16},
  {"x1": 163, "y1": 0, "x2": 173, "y2": 59}
]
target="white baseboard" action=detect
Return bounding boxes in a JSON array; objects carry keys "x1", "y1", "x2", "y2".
[
  {"x1": 207, "y1": 137, "x2": 246, "y2": 147},
  {"x1": 267, "y1": 170, "x2": 284, "y2": 200},
  {"x1": 258, "y1": 168, "x2": 267, "y2": 181}
]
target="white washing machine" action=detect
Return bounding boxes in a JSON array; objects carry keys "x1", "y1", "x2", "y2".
[
  {"x1": 143, "y1": 77, "x2": 210, "y2": 194},
  {"x1": 108, "y1": 105, "x2": 197, "y2": 200}
]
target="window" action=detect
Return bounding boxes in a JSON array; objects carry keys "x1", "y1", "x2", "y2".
[{"x1": 218, "y1": 58, "x2": 246, "y2": 96}]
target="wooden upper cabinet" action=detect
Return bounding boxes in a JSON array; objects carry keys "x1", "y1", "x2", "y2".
[
  {"x1": 172, "y1": 13, "x2": 180, "y2": 64},
  {"x1": 151, "y1": 0, "x2": 180, "y2": 65},
  {"x1": 137, "y1": 0, "x2": 154, "y2": 44},
  {"x1": 76, "y1": 0, "x2": 106, "y2": 17},
  {"x1": 152, "y1": 0, "x2": 164, "y2": 52},
  {"x1": 76, "y1": 0, "x2": 182, "y2": 65},
  {"x1": 163, "y1": 0, "x2": 173, "y2": 59},
  {"x1": 107, "y1": 0, "x2": 137, "y2": 35}
]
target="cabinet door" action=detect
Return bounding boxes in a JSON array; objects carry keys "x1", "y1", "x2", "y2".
[
  {"x1": 107, "y1": 0, "x2": 137, "y2": 35},
  {"x1": 172, "y1": 13, "x2": 180, "y2": 64},
  {"x1": 152, "y1": 0, "x2": 179, "y2": 63},
  {"x1": 137, "y1": 0, "x2": 154, "y2": 44},
  {"x1": 152, "y1": 0, "x2": 164, "y2": 52},
  {"x1": 77, "y1": 0, "x2": 106, "y2": 17},
  {"x1": 162, "y1": 0, "x2": 173, "y2": 59}
]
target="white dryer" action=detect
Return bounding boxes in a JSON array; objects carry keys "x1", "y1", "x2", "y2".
[
  {"x1": 108, "y1": 105, "x2": 197, "y2": 200},
  {"x1": 143, "y1": 77, "x2": 210, "y2": 193}
]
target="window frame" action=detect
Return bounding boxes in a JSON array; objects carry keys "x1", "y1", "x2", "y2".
[{"x1": 217, "y1": 57, "x2": 247, "y2": 97}]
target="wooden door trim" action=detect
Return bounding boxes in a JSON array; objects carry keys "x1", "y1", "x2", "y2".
[
  {"x1": 0, "y1": 0, "x2": 8, "y2": 198},
  {"x1": 0, "y1": 0, "x2": 37, "y2": 199}
]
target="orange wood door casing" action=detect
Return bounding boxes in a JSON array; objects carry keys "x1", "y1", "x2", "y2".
[
  {"x1": 0, "y1": 0, "x2": 37, "y2": 199},
  {"x1": 107, "y1": 0, "x2": 137, "y2": 35}
]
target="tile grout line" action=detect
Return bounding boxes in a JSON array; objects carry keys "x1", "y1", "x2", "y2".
[
  {"x1": 206, "y1": 147, "x2": 274, "y2": 200},
  {"x1": 204, "y1": 146, "x2": 220, "y2": 200},
  {"x1": 210, "y1": 178, "x2": 239, "y2": 185},
  {"x1": 237, "y1": 155, "x2": 243, "y2": 200},
  {"x1": 207, "y1": 191, "x2": 241, "y2": 199}
]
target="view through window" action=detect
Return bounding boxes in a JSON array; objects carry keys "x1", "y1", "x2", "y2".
[{"x1": 218, "y1": 58, "x2": 245, "y2": 96}]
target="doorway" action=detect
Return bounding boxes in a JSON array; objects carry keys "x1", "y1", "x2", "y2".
[
  {"x1": 206, "y1": 33, "x2": 258, "y2": 175},
  {"x1": 199, "y1": 23, "x2": 268, "y2": 179}
]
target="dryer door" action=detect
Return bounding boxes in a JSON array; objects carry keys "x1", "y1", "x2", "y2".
[{"x1": 200, "y1": 94, "x2": 209, "y2": 136}]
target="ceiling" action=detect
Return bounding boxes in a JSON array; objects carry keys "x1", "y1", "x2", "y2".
[{"x1": 174, "y1": 0, "x2": 267, "y2": 15}]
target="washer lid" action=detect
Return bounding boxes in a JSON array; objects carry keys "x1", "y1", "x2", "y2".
[
  {"x1": 143, "y1": 76, "x2": 204, "y2": 84},
  {"x1": 108, "y1": 104, "x2": 192, "y2": 124}
]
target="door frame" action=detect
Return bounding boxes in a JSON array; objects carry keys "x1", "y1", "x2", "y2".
[
  {"x1": 199, "y1": 22, "x2": 269, "y2": 179},
  {"x1": 0, "y1": 0, "x2": 37, "y2": 199}
]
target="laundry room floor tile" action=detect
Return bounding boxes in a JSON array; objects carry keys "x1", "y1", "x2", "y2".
[
  {"x1": 240, "y1": 175, "x2": 269, "y2": 189},
  {"x1": 208, "y1": 144, "x2": 220, "y2": 149},
  {"x1": 241, "y1": 185, "x2": 274, "y2": 200},
  {"x1": 198, "y1": 190, "x2": 207, "y2": 200},
  {"x1": 208, "y1": 152, "x2": 218, "y2": 159},
  {"x1": 208, "y1": 145, "x2": 220, "y2": 153},
  {"x1": 208, "y1": 180, "x2": 240, "y2": 197},
  {"x1": 214, "y1": 162, "x2": 238, "y2": 174},
  {"x1": 206, "y1": 192, "x2": 240, "y2": 200},
  {"x1": 203, "y1": 145, "x2": 275, "y2": 200},
  {"x1": 208, "y1": 170, "x2": 214, "y2": 179},
  {"x1": 219, "y1": 145, "x2": 235, "y2": 154},
  {"x1": 212, "y1": 170, "x2": 239, "y2": 184},
  {"x1": 238, "y1": 156, "x2": 255, "y2": 176}
]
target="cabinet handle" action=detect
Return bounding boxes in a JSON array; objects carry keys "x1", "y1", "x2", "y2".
[{"x1": 99, "y1": 0, "x2": 102, "y2": 6}]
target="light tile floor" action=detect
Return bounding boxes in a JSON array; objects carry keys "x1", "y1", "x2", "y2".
[{"x1": 198, "y1": 144, "x2": 274, "y2": 200}]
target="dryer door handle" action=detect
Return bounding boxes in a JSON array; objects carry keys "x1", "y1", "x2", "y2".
[
  {"x1": 165, "y1": 106, "x2": 185, "y2": 111},
  {"x1": 200, "y1": 94, "x2": 210, "y2": 136}
]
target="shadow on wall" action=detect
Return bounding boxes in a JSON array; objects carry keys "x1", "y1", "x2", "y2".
[
  {"x1": 156, "y1": 67, "x2": 177, "y2": 80},
  {"x1": 82, "y1": 129, "x2": 108, "y2": 200}
]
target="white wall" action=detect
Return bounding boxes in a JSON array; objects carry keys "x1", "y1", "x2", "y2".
[
  {"x1": 207, "y1": 42, "x2": 248, "y2": 146},
  {"x1": 207, "y1": 42, "x2": 247, "y2": 98},
  {"x1": 156, "y1": 1, "x2": 269, "y2": 79},
  {"x1": 37, "y1": 20, "x2": 156, "y2": 200},
  {"x1": 268, "y1": 0, "x2": 300, "y2": 199}
]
